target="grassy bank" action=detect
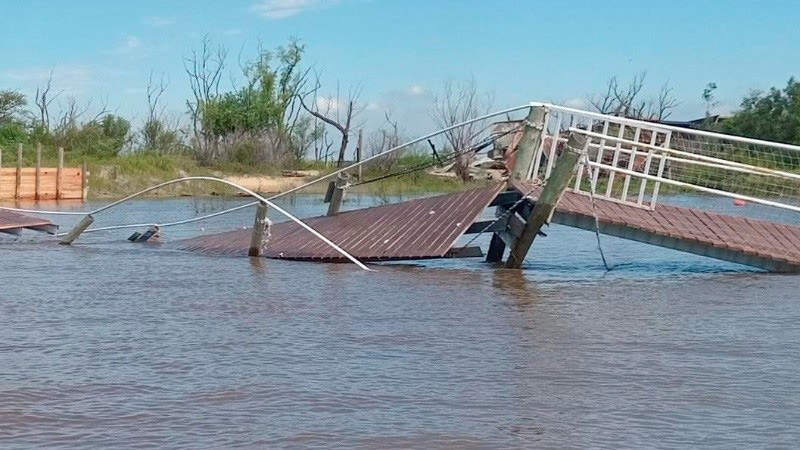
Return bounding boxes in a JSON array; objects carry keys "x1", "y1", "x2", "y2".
[{"x1": 0, "y1": 146, "x2": 481, "y2": 199}]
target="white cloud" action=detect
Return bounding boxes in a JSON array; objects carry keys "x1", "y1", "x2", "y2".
[
  {"x1": 407, "y1": 85, "x2": 425, "y2": 96},
  {"x1": 250, "y1": 0, "x2": 339, "y2": 19},
  {"x1": 315, "y1": 96, "x2": 340, "y2": 112},
  {"x1": 111, "y1": 35, "x2": 144, "y2": 55},
  {"x1": 143, "y1": 16, "x2": 177, "y2": 27},
  {"x1": 0, "y1": 65, "x2": 93, "y2": 95},
  {"x1": 563, "y1": 97, "x2": 589, "y2": 110}
]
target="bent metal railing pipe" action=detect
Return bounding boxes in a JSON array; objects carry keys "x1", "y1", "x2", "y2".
[{"x1": 58, "y1": 176, "x2": 372, "y2": 271}]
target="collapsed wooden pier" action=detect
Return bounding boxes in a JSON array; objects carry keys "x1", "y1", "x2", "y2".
[
  {"x1": 0, "y1": 210, "x2": 56, "y2": 235},
  {"x1": 180, "y1": 183, "x2": 504, "y2": 261},
  {"x1": 177, "y1": 104, "x2": 800, "y2": 272},
  {"x1": 177, "y1": 177, "x2": 800, "y2": 272}
]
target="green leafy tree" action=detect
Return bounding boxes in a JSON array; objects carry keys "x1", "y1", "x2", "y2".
[
  {"x1": 723, "y1": 78, "x2": 800, "y2": 145},
  {"x1": 0, "y1": 90, "x2": 26, "y2": 123}
]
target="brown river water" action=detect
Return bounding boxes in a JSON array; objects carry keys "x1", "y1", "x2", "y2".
[{"x1": 2, "y1": 194, "x2": 799, "y2": 448}]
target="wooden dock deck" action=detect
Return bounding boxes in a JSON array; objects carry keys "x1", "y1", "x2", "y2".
[
  {"x1": 178, "y1": 177, "x2": 800, "y2": 271},
  {"x1": 506, "y1": 180, "x2": 800, "y2": 272},
  {"x1": 0, "y1": 210, "x2": 57, "y2": 235},
  {"x1": 179, "y1": 183, "x2": 504, "y2": 261}
]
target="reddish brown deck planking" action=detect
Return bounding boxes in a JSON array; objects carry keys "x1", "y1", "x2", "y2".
[
  {"x1": 179, "y1": 183, "x2": 505, "y2": 261},
  {"x1": 510, "y1": 179, "x2": 800, "y2": 271},
  {"x1": 0, "y1": 209, "x2": 54, "y2": 234}
]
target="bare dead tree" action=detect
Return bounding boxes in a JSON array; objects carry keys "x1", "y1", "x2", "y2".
[
  {"x1": 184, "y1": 35, "x2": 228, "y2": 162},
  {"x1": 588, "y1": 71, "x2": 679, "y2": 120},
  {"x1": 299, "y1": 73, "x2": 364, "y2": 167},
  {"x1": 142, "y1": 71, "x2": 178, "y2": 154},
  {"x1": 34, "y1": 69, "x2": 62, "y2": 130},
  {"x1": 366, "y1": 110, "x2": 405, "y2": 171},
  {"x1": 55, "y1": 96, "x2": 92, "y2": 131},
  {"x1": 650, "y1": 82, "x2": 679, "y2": 120},
  {"x1": 430, "y1": 78, "x2": 494, "y2": 181},
  {"x1": 90, "y1": 94, "x2": 111, "y2": 122}
]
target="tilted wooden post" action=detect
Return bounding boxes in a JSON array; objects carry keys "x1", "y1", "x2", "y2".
[
  {"x1": 326, "y1": 172, "x2": 349, "y2": 216},
  {"x1": 486, "y1": 106, "x2": 547, "y2": 263},
  {"x1": 15, "y1": 143, "x2": 22, "y2": 199},
  {"x1": 59, "y1": 214, "x2": 95, "y2": 245},
  {"x1": 56, "y1": 147, "x2": 64, "y2": 200},
  {"x1": 505, "y1": 131, "x2": 585, "y2": 269},
  {"x1": 35, "y1": 143, "x2": 41, "y2": 201},
  {"x1": 510, "y1": 106, "x2": 547, "y2": 180},
  {"x1": 248, "y1": 202, "x2": 269, "y2": 257}
]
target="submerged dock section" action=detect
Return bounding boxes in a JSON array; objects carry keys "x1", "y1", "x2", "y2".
[
  {"x1": 0, "y1": 210, "x2": 56, "y2": 235},
  {"x1": 178, "y1": 103, "x2": 800, "y2": 272},
  {"x1": 180, "y1": 183, "x2": 505, "y2": 261}
]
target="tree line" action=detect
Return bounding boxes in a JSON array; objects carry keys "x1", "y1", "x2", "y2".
[{"x1": 1, "y1": 39, "x2": 798, "y2": 178}]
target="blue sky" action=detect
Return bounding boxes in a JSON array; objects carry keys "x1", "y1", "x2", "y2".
[{"x1": 1, "y1": 0, "x2": 798, "y2": 134}]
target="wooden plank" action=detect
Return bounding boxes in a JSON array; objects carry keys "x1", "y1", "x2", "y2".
[
  {"x1": 56, "y1": 147, "x2": 64, "y2": 200},
  {"x1": 0, "y1": 167, "x2": 83, "y2": 199},
  {"x1": 15, "y1": 144, "x2": 22, "y2": 199},
  {"x1": 506, "y1": 132, "x2": 583, "y2": 268},
  {"x1": 0, "y1": 209, "x2": 56, "y2": 234},
  {"x1": 510, "y1": 106, "x2": 546, "y2": 180},
  {"x1": 509, "y1": 178, "x2": 800, "y2": 273},
  {"x1": 179, "y1": 184, "x2": 505, "y2": 261},
  {"x1": 35, "y1": 143, "x2": 41, "y2": 200}
]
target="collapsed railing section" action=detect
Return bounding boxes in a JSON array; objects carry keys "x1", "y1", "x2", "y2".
[{"x1": 524, "y1": 104, "x2": 800, "y2": 214}]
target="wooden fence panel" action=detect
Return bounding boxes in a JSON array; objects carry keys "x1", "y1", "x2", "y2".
[{"x1": 0, "y1": 167, "x2": 84, "y2": 200}]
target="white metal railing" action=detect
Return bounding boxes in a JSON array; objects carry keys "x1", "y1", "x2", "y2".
[{"x1": 523, "y1": 103, "x2": 800, "y2": 214}]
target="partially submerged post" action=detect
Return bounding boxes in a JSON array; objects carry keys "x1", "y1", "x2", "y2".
[
  {"x1": 248, "y1": 202, "x2": 269, "y2": 257},
  {"x1": 326, "y1": 172, "x2": 349, "y2": 216},
  {"x1": 505, "y1": 131, "x2": 584, "y2": 268},
  {"x1": 486, "y1": 106, "x2": 546, "y2": 262},
  {"x1": 59, "y1": 215, "x2": 95, "y2": 245}
]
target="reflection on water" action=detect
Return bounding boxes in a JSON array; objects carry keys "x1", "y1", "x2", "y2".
[{"x1": 1, "y1": 194, "x2": 799, "y2": 448}]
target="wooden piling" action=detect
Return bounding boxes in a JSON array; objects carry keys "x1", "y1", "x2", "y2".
[
  {"x1": 15, "y1": 144, "x2": 22, "y2": 199},
  {"x1": 59, "y1": 214, "x2": 95, "y2": 245},
  {"x1": 248, "y1": 202, "x2": 269, "y2": 257},
  {"x1": 56, "y1": 147, "x2": 64, "y2": 200},
  {"x1": 35, "y1": 143, "x2": 41, "y2": 201},
  {"x1": 326, "y1": 173, "x2": 349, "y2": 216},
  {"x1": 81, "y1": 161, "x2": 88, "y2": 200},
  {"x1": 505, "y1": 131, "x2": 585, "y2": 269},
  {"x1": 356, "y1": 129, "x2": 363, "y2": 181},
  {"x1": 510, "y1": 106, "x2": 547, "y2": 180},
  {"x1": 486, "y1": 105, "x2": 546, "y2": 262}
]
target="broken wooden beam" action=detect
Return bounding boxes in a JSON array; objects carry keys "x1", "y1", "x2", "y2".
[
  {"x1": 505, "y1": 131, "x2": 584, "y2": 269},
  {"x1": 326, "y1": 173, "x2": 349, "y2": 216},
  {"x1": 248, "y1": 202, "x2": 269, "y2": 257}
]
